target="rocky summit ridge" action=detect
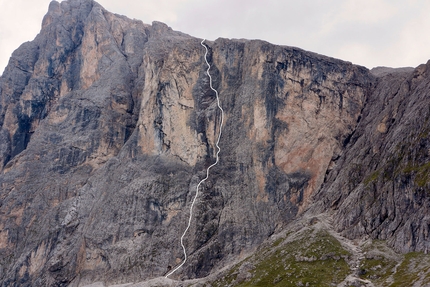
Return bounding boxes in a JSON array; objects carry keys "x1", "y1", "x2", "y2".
[{"x1": 0, "y1": 0, "x2": 429, "y2": 286}]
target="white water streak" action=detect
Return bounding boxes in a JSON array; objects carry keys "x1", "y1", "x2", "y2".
[{"x1": 165, "y1": 39, "x2": 224, "y2": 278}]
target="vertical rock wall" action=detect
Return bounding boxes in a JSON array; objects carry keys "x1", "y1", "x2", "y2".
[{"x1": 1, "y1": 0, "x2": 427, "y2": 286}]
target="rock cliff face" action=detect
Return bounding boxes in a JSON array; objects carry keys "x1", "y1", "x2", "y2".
[
  {"x1": 314, "y1": 63, "x2": 430, "y2": 253},
  {"x1": 0, "y1": 0, "x2": 428, "y2": 286}
]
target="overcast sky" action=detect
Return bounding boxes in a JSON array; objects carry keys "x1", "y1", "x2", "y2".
[{"x1": 1, "y1": 0, "x2": 430, "y2": 74}]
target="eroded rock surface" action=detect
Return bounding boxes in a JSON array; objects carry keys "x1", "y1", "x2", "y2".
[
  {"x1": 314, "y1": 62, "x2": 430, "y2": 253},
  {"x1": 0, "y1": 0, "x2": 428, "y2": 286}
]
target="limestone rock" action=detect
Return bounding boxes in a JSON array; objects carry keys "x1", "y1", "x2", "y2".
[
  {"x1": 313, "y1": 62, "x2": 430, "y2": 253},
  {"x1": 0, "y1": 0, "x2": 428, "y2": 286}
]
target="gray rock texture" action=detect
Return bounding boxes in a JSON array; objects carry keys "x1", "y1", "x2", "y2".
[
  {"x1": 0, "y1": 0, "x2": 428, "y2": 286},
  {"x1": 314, "y1": 61, "x2": 430, "y2": 253},
  {"x1": 370, "y1": 66, "x2": 414, "y2": 77}
]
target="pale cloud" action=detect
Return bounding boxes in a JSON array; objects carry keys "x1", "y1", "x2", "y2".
[
  {"x1": 0, "y1": 0, "x2": 51, "y2": 74},
  {"x1": 338, "y1": 0, "x2": 399, "y2": 24},
  {"x1": 336, "y1": 42, "x2": 382, "y2": 67},
  {"x1": 314, "y1": 0, "x2": 430, "y2": 67},
  {"x1": 1, "y1": 0, "x2": 430, "y2": 74},
  {"x1": 395, "y1": 2, "x2": 430, "y2": 66},
  {"x1": 319, "y1": 0, "x2": 398, "y2": 38},
  {"x1": 100, "y1": 0, "x2": 193, "y2": 23}
]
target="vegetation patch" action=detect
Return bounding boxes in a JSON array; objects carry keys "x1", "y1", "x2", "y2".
[
  {"x1": 359, "y1": 256, "x2": 397, "y2": 284},
  {"x1": 364, "y1": 170, "x2": 381, "y2": 186},
  {"x1": 390, "y1": 252, "x2": 430, "y2": 287},
  {"x1": 358, "y1": 240, "x2": 399, "y2": 285},
  {"x1": 211, "y1": 263, "x2": 241, "y2": 287},
  {"x1": 208, "y1": 234, "x2": 430, "y2": 287},
  {"x1": 211, "y1": 229, "x2": 351, "y2": 287},
  {"x1": 402, "y1": 162, "x2": 430, "y2": 187},
  {"x1": 358, "y1": 241, "x2": 430, "y2": 287}
]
